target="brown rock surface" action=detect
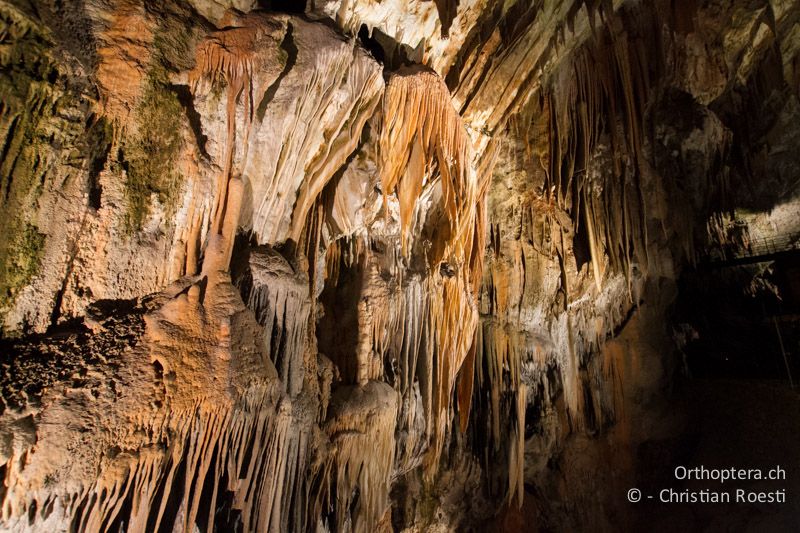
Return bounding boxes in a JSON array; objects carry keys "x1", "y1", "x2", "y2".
[{"x1": 1, "y1": 0, "x2": 799, "y2": 531}]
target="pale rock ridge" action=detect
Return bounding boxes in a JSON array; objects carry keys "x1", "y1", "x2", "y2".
[
  {"x1": 309, "y1": 0, "x2": 491, "y2": 76},
  {"x1": 189, "y1": 14, "x2": 386, "y2": 246},
  {"x1": 1, "y1": 0, "x2": 800, "y2": 531}
]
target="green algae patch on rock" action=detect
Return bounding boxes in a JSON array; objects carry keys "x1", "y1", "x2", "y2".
[
  {"x1": 120, "y1": 68, "x2": 185, "y2": 233},
  {"x1": 0, "y1": 223, "x2": 45, "y2": 319},
  {"x1": 0, "y1": 7, "x2": 59, "y2": 323},
  {"x1": 118, "y1": 12, "x2": 202, "y2": 234}
]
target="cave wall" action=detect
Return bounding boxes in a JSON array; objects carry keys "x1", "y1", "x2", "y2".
[{"x1": 1, "y1": 0, "x2": 799, "y2": 531}]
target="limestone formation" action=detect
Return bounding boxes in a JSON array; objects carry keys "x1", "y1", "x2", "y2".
[{"x1": 1, "y1": 0, "x2": 800, "y2": 531}]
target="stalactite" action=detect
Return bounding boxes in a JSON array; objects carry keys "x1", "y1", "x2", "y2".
[
  {"x1": 234, "y1": 246, "x2": 311, "y2": 396},
  {"x1": 245, "y1": 19, "x2": 384, "y2": 245},
  {"x1": 287, "y1": 58, "x2": 384, "y2": 243},
  {"x1": 507, "y1": 382, "x2": 527, "y2": 508},
  {"x1": 377, "y1": 67, "x2": 497, "y2": 476},
  {"x1": 380, "y1": 67, "x2": 477, "y2": 263},
  {"x1": 0, "y1": 277, "x2": 323, "y2": 533},
  {"x1": 188, "y1": 12, "x2": 286, "y2": 239},
  {"x1": 535, "y1": 9, "x2": 660, "y2": 295},
  {"x1": 0, "y1": 17, "x2": 341, "y2": 531},
  {"x1": 325, "y1": 382, "x2": 398, "y2": 533}
]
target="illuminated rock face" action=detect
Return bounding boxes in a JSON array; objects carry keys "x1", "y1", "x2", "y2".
[{"x1": 1, "y1": 0, "x2": 799, "y2": 531}]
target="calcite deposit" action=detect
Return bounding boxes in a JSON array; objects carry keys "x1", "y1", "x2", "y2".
[{"x1": 1, "y1": 0, "x2": 799, "y2": 531}]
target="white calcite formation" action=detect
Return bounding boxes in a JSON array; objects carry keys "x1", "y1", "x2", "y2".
[{"x1": 1, "y1": 0, "x2": 800, "y2": 531}]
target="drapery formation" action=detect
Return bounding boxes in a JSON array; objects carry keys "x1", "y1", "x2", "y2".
[{"x1": 2, "y1": 0, "x2": 800, "y2": 531}]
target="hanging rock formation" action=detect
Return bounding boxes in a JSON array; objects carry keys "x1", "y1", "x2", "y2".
[{"x1": 1, "y1": 0, "x2": 800, "y2": 531}]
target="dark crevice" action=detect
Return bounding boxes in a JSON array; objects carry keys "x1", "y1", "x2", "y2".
[
  {"x1": 524, "y1": 382, "x2": 545, "y2": 439},
  {"x1": 195, "y1": 442, "x2": 220, "y2": 532},
  {"x1": 573, "y1": 205, "x2": 592, "y2": 273},
  {"x1": 431, "y1": 0, "x2": 459, "y2": 37},
  {"x1": 169, "y1": 84, "x2": 210, "y2": 160},
  {"x1": 27, "y1": 499, "x2": 37, "y2": 526},
  {"x1": 0, "y1": 465, "x2": 6, "y2": 509},
  {"x1": 354, "y1": 24, "x2": 423, "y2": 70},
  {"x1": 358, "y1": 24, "x2": 385, "y2": 64},
  {"x1": 87, "y1": 178, "x2": 103, "y2": 210},
  {"x1": 257, "y1": 23, "x2": 298, "y2": 122},
  {"x1": 49, "y1": 265, "x2": 73, "y2": 331},
  {"x1": 2, "y1": 128, "x2": 26, "y2": 204},
  {"x1": 0, "y1": 115, "x2": 20, "y2": 201},
  {"x1": 271, "y1": 309, "x2": 286, "y2": 369},
  {"x1": 70, "y1": 492, "x2": 94, "y2": 532},
  {"x1": 104, "y1": 475, "x2": 134, "y2": 532},
  {"x1": 257, "y1": 0, "x2": 307, "y2": 14},
  {"x1": 87, "y1": 298, "x2": 139, "y2": 318},
  {"x1": 86, "y1": 115, "x2": 112, "y2": 210}
]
